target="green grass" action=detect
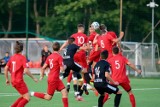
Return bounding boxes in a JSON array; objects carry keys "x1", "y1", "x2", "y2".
[{"x1": 0, "y1": 74, "x2": 160, "y2": 107}]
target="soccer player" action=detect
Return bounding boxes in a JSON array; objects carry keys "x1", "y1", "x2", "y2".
[
  {"x1": 108, "y1": 46, "x2": 142, "y2": 107},
  {"x1": 31, "y1": 42, "x2": 68, "y2": 107},
  {"x1": 94, "y1": 24, "x2": 124, "y2": 59},
  {"x1": 0, "y1": 52, "x2": 10, "y2": 73},
  {"x1": 61, "y1": 37, "x2": 88, "y2": 100},
  {"x1": 60, "y1": 24, "x2": 89, "y2": 93},
  {"x1": 41, "y1": 45, "x2": 52, "y2": 76},
  {"x1": 93, "y1": 50, "x2": 122, "y2": 107},
  {"x1": 4, "y1": 41, "x2": 38, "y2": 107}
]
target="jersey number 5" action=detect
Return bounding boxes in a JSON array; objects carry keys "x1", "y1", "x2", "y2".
[
  {"x1": 49, "y1": 59, "x2": 54, "y2": 69},
  {"x1": 115, "y1": 60, "x2": 120, "y2": 69}
]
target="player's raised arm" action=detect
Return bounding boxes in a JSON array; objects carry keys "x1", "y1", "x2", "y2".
[
  {"x1": 4, "y1": 65, "x2": 10, "y2": 85},
  {"x1": 112, "y1": 31, "x2": 124, "y2": 43},
  {"x1": 59, "y1": 40, "x2": 69, "y2": 52}
]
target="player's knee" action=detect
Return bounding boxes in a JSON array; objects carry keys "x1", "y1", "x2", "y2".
[
  {"x1": 117, "y1": 90, "x2": 122, "y2": 94},
  {"x1": 23, "y1": 93, "x2": 30, "y2": 101},
  {"x1": 128, "y1": 90, "x2": 133, "y2": 95},
  {"x1": 61, "y1": 88, "x2": 68, "y2": 98},
  {"x1": 45, "y1": 94, "x2": 52, "y2": 101}
]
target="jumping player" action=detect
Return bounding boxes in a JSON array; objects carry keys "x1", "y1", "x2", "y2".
[
  {"x1": 4, "y1": 41, "x2": 38, "y2": 107},
  {"x1": 108, "y1": 46, "x2": 142, "y2": 107},
  {"x1": 31, "y1": 42, "x2": 69, "y2": 107},
  {"x1": 93, "y1": 50, "x2": 122, "y2": 107},
  {"x1": 94, "y1": 24, "x2": 124, "y2": 59}
]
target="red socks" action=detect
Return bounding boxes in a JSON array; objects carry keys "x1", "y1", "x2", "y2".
[
  {"x1": 34, "y1": 92, "x2": 45, "y2": 99},
  {"x1": 17, "y1": 98, "x2": 29, "y2": 107},
  {"x1": 67, "y1": 72, "x2": 72, "y2": 83},
  {"x1": 103, "y1": 93, "x2": 109, "y2": 104},
  {"x1": 129, "y1": 94, "x2": 136, "y2": 107},
  {"x1": 11, "y1": 97, "x2": 23, "y2": 107},
  {"x1": 62, "y1": 98, "x2": 68, "y2": 107}
]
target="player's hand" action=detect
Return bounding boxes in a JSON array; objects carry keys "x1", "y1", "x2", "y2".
[
  {"x1": 120, "y1": 31, "x2": 124, "y2": 38},
  {"x1": 6, "y1": 80, "x2": 10, "y2": 85},
  {"x1": 114, "y1": 81, "x2": 119, "y2": 86},
  {"x1": 33, "y1": 78, "x2": 38, "y2": 83}
]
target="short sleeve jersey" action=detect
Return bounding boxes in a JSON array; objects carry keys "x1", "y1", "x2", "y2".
[
  {"x1": 71, "y1": 32, "x2": 88, "y2": 47},
  {"x1": 7, "y1": 54, "x2": 27, "y2": 84},
  {"x1": 93, "y1": 60, "x2": 110, "y2": 87},
  {"x1": 63, "y1": 44, "x2": 80, "y2": 60},
  {"x1": 98, "y1": 31, "x2": 117, "y2": 53},
  {"x1": 45, "y1": 52, "x2": 63, "y2": 82},
  {"x1": 108, "y1": 54, "x2": 129, "y2": 83}
]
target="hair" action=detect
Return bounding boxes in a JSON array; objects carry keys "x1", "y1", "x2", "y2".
[
  {"x1": 68, "y1": 37, "x2": 75, "y2": 44},
  {"x1": 100, "y1": 50, "x2": 108, "y2": 59},
  {"x1": 14, "y1": 41, "x2": 23, "y2": 53},
  {"x1": 5, "y1": 52, "x2": 9, "y2": 54},
  {"x1": 52, "y1": 42, "x2": 60, "y2": 51},
  {"x1": 112, "y1": 46, "x2": 119, "y2": 54},
  {"x1": 77, "y1": 24, "x2": 84, "y2": 28},
  {"x1": 99, "y1": 24, "x2": 107, "y2": 34}
]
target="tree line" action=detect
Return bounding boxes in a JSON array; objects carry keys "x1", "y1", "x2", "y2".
[{"x1": 0, "y1": 0, "x2": 160, "y2": 45}]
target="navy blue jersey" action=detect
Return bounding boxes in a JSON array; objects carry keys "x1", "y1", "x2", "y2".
[
  {"x1": 93, "y1": 60, "x2": 110, "y2": 87},
  {"x1": 63, "y1": 44, "x2": 79, "y2": 60}
]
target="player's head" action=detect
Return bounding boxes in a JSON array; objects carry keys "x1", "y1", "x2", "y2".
[
  {"x1": 89, "y1": 25, "x2": 95, "y2": 33},
  {"x1": 14, "y1": 41, "x2": 23, "y2": 53},
  {"x1": 68, "y1": 37, "x2": 75, "y2": 44},
  {"x1": 112, "y1": 46, "x2": 119, "y2": 55},
  {"x1": 5, "y1": 52, "x2": 9, "y2": 56},
  {"x1": 100, "y1": 50, "x2": 108, "y2": 60},
  {"x1": 77, "y1": 24, "x2": 85, "y2": 33},
  {"x1": 43, "y1": 45, "x2": 48, "y2": 52},
  {"x1": 99, "y1": 24, "x2": 107, "y2": 34},
  {"x1": 52, "y1": 42, "x2": 60, "y2": 51}
]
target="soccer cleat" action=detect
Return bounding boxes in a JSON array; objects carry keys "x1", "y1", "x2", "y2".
[
  {"x1": 66, "y1": 85, "x2": 70, "y2": 93},
  {"x1": 76, "y1": 96, "x2": 84, "y2": 101},
  {"x1": 29, "y1": 91, "x2": 35, "y2": 97}
]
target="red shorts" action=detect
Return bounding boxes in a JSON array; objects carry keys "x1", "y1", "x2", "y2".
[
  {"x1": 89, "y1": 50, "x2": 101, "y2": 62},
  {"x1": 12, "y1": 82, "x2": 28, "y2": 95},
  {"x1": 47, "y1": 80, "x2": 65, "y2": 96},
  {"x1": 119, "y1": 82, "x2": 131, "y2": 92},
  {"x1": 74, "y1": 50, "x2": 88, "y2": 68}
]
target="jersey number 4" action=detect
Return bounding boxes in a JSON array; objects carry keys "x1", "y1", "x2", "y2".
[
  {"x1": 95, "y1": 67, "x2": 100, "y2": 78},
  {"x1": 115, "y1": 60, "x2": 120, "y2": 69}
]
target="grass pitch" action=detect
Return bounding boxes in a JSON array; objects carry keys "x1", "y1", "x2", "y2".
[{"x1": 0, "y1": 74, "x2": 160, "y2": 107}]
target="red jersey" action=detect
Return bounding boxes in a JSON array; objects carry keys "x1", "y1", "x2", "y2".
[
  {"x1": 7, "y1": 54, "x2": 27, "y2": 85},
  {"x1": 88, "y1": 31, "x2": 98, "y2": 48},
  {"x1": 71, "y1": 32, "x2": 88, "y2": 47},
  {"x1": 98, "y1": 31, "x2": 117, "y2": 53},
  {"x1": 108, "y1": 54, "x2": 129, "y2": 83},
  {"x1": 45, "y1": 52, "x2": 63, "y2": 82}
]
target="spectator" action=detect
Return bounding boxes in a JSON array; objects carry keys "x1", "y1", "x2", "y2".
[{"x1": 0, "y1": 52, "x2": 10, "y2": 73}]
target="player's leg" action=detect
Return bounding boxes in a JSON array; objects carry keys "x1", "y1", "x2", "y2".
[
  {"x1": 105, "y1": 84, "x2": 122, "y2": 107},
  {"x1": 94, "y1": 87, "x2": 105, "y2": 107},
  {"x1": 120, "y1": 82, "x2": 136, "y2": 107},
  {"x1": 58, "y1": 80, "x2": 69, "y2": 107},
  {"x1": 11, "y1": 82, "x2": 30, "y2": 107},
  {"x1": 72, "y1": 72, "x2": 79, "y2": 97},
  {"x1": 66, "y1": 72, "x2": 73, "y2": 92}
]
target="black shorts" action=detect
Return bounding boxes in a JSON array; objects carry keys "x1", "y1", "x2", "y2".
[
  {"x1": 63, "y1": 59, "x2": 82, "y2": 78},
  {"x1": 72, "y1": 72, "x2": 82, "y2": 80},
  {"x1": 95, "y1": 84, "x2": 119, "y2": 95}
]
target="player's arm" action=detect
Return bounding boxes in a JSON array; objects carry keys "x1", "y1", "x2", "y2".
[
  {"x1": 4, "y1": 65, "x2": 10, "y2": 85},
  {"x1": 24, "y1": 68, "x2": 38, "y2": 82},
  {"x1": 105, "y1": 72, "x2": 119, "y2": 85},
  {"x1": 59, "y1": 40, "x2": 69, "y2": 52},
  {"x1": 112, "y1": 31, "x2": 124, "y2": 43},
  {"x1": 93, "y1": 34, "x2": 99, "y2": 45},
  {"x1": 127, "y1": 61, "x2": 142, "y2": 74},
  {"x1": 40, "y1": 63, "x2": 48, "y2": 80}
]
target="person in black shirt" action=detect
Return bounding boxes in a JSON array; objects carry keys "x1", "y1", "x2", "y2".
[
  {"x1": 60, "y1": 37, "x2": 88, "y2": 101},
  {"x1": 41, "y1": 45, "x2": 52, "y2": 76},
  {"x1": 93, "y1": 50, "x2": 122, "y2": 107}
]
